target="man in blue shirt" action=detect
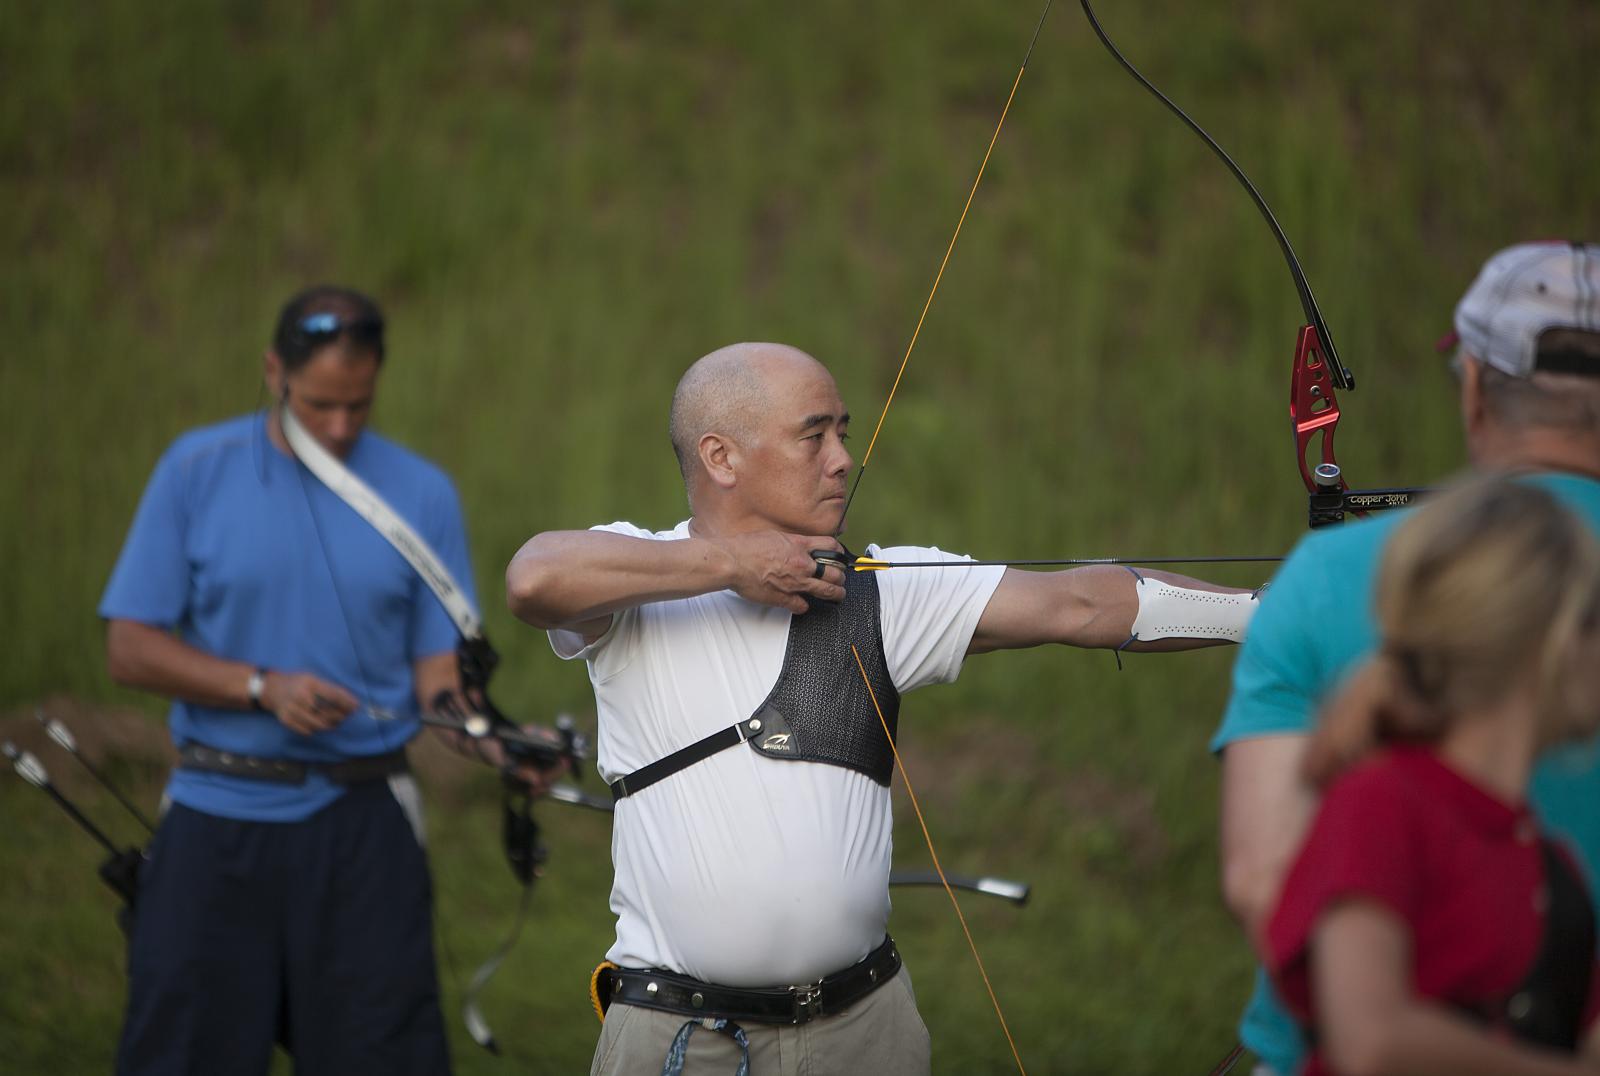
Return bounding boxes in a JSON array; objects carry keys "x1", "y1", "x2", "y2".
[
  {"x1": 102, "y1": 286, "x2": 481, "y2": 1075},
  {"x1": 1214, "y1": 241, "x2": 1600, "y2": 1075}
]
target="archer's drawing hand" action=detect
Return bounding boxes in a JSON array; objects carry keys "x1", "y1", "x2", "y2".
[
  {"x1": 261, "y1": 672, "x2": 359, "y2": 736},
  {"x1": 711, "y1": 531, "x2": 847, "y2": 614}
]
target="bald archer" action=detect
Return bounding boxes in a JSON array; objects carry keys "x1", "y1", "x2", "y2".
[
  {"x1": 505, "y1": 341, "x2": 1257, "y2": 1075},
  {"x1": 511, "y1": 342, "x2": 1250, "y2": 651}
]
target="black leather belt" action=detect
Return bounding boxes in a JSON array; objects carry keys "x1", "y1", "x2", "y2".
[
  {"x1": 605, "y1": 934, "x2": 900, "y2": 1025},
  {"x1": 178, "y1": 744, "x2": 408, "y2": 785}
]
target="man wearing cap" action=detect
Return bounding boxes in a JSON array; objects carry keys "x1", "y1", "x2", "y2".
[
  {"x1": 506, "y1": 341, "x2": 1264, "y2": 1075},
  {"x1": 102, "y1": 285, "x2": 527, "y2": 1075},
  {"x1": 1214, "y1": 241, "x2": 1600, "y2": 1075}
]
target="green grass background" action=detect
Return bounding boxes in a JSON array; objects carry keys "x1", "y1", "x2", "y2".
[{"x1": 3, "y1": 0, "x2": 1597, "y2": 1071}]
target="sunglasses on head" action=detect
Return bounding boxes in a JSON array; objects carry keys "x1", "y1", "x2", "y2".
[{"x1": 296, "y1": 312, "x2": 383, "y2": 345}]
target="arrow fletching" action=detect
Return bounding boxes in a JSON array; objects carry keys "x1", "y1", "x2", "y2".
[
  {"x1": 41, "y1": 714, "x2": 78, "y2": 754},
  {"x1": 4, "y1": 743, "x2": 50, "y2": 789}
]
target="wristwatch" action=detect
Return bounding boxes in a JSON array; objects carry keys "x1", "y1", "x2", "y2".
[{"x1": 246, "y1": 668, "x2": 268, "y2": 711}]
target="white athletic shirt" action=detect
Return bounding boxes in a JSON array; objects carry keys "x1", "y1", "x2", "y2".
[{"x1": 550, "y1": 521, "x2": 1005, "y2": 986}]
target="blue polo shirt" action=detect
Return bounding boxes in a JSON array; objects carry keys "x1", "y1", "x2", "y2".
[
  {"x1": 100, "y1": 414, "x2": 474, "y2": 823},
  {"x1": 1212, "y1": 472, "x2": 1600, "y2": 1074}
]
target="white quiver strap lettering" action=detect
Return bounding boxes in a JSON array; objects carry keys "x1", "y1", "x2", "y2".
[{"x1": 1128, "y1": 576, "x2": 1261, "y2": 643}]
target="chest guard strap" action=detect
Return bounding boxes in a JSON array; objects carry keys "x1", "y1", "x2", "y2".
[
  {"x1": 610, "y1": 571, "x2": 900, "y2": 800},
  {"x1": 1441, "y1": 839, "x2": 1596, "y2": 1050},
  {"x1": 1497, "y1": 841, "x2": 1597, "y2": 1050}
]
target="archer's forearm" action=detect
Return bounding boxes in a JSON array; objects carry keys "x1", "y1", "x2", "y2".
[
  {"x1": 105, "y1": 618, "x2": 259, "y2": 710},
  {"x1": 971, "y1": 566, "x2": 1256, "y2": 653},
  {"x1": 505, "y1": 530, "x2": 735, "y2": 630},
  {"x1": 1118, "y1": 569, "x2": 1258, "y2": 651}
]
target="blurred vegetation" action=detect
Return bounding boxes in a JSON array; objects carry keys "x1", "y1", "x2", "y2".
[{"x1": 3, "y1": 0, "x2": 1597, "y2": 1071}]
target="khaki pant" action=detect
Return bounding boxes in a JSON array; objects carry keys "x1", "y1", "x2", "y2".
[{"x1": 590, "y1": 965, "x2": 931, "y2": 1076}]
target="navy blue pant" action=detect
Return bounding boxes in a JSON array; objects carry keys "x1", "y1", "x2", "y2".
[{"x1": 116, "y1": 779, "x2": 452, "y2": 1076}]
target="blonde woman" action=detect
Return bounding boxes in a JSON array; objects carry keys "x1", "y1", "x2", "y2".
[{"x1": 1265, "y1": 476, "x2": 1600, "y2": 1075}]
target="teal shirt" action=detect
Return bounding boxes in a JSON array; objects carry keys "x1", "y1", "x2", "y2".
[{"x1": 1211, "y1": 473, "x2": 1600, "y2": 1075}]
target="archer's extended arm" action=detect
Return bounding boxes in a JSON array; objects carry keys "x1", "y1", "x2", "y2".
[{"x1": 966, "y1": 565, "x2": 1259, "y2": 655}]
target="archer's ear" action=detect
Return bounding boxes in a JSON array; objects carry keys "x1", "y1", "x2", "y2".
[
  {"x1": 698, "y1": 432, "x2": 738, "y2": 491},
  {"x1": 263, "y1": 350, "x2": 286, "y2": 401},
  {"x1": 1458, "y1": 353, "x2": 1487, "y2": 438}
]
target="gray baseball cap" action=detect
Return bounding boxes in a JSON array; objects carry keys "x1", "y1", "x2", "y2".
[{"x1": 1453, "y1": 241, "x2": 1600, "y2": 377}]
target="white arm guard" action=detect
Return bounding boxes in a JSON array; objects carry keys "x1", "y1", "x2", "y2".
[{"x1": 1128, "y1": 576, "x2": 1260, "y2": 643}]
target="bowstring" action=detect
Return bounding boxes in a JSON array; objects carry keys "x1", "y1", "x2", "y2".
[
  {"x1": 838, "y1": 1, "x2": 1054, "y2": 532},
  {"x1": 852, "y1": 646, "x2": 1027, "y2": 1075},
  {"x1": 834, "y1": 7, "x2": 1055, "y2": 1071}
]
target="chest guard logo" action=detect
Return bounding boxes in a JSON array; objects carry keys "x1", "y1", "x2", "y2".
[{"x1": 745, "y1": 571, "x2": 900, "y2": 785}]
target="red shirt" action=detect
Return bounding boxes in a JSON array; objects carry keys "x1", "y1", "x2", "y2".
[{"x1": 1267, "y1": 746, "x2": 1598, "y2": 1075}]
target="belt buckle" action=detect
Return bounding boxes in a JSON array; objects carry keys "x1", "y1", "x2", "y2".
[{"x1": 793, "y1": 982, "x2": 822, "y2": 1023}]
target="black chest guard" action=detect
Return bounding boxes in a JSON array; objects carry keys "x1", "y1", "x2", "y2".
[
  {"x1": 742, "y1": 570, "x2": 900, "y2": 784},
  {"x1": 608, "y1": 571, "x2": 900, "y2": 800}
]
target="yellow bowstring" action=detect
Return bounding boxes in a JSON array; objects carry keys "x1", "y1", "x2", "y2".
[
  {"x1": 845, "y1": 9, "x2": 1050, "y2": 1068},
  {"x1": 855, "y1": 60, "x2": 1033, "y2": 473},
  {"x1": 851, "y1": 645, "x2": 1028, "y2": 1076}
]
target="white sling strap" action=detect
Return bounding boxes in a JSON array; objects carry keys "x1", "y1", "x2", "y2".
[{"x1": 280, "y1": 408, "x2": 483, "y2": 641}]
